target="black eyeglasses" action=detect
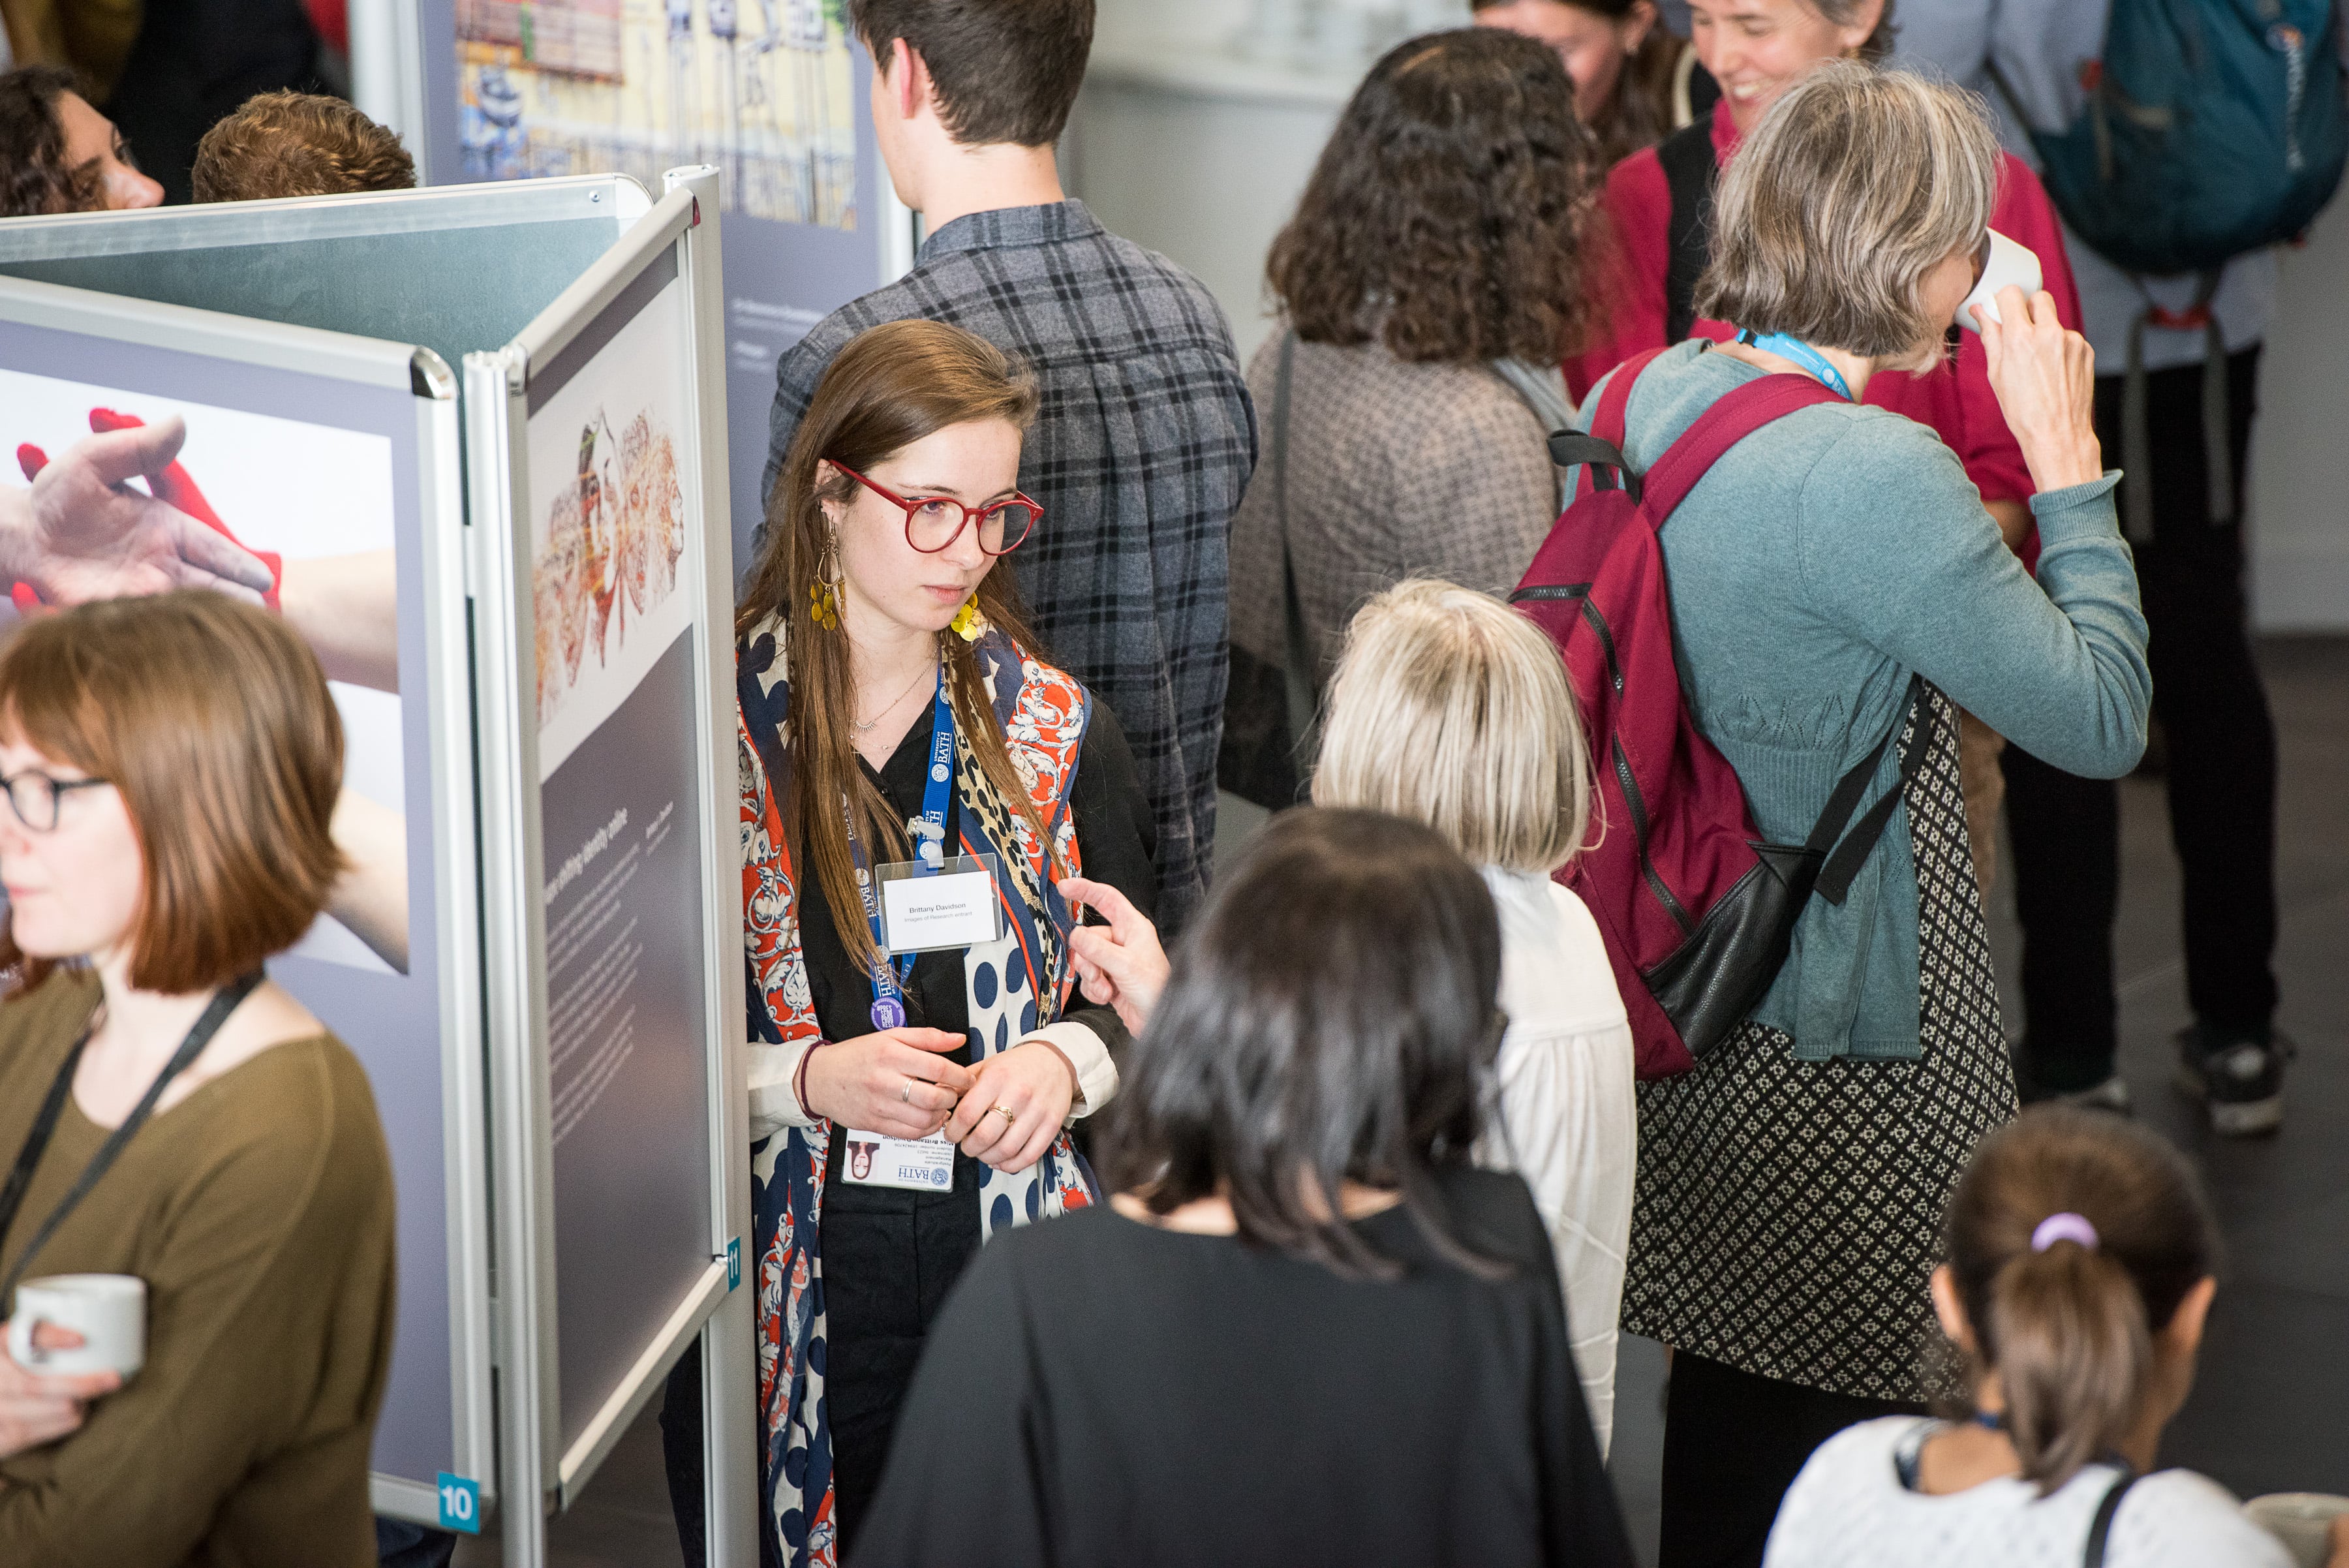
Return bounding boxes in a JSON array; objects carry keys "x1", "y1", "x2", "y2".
[{"x1": 0, "y1": 771, "x2": 110, "y2": 833}]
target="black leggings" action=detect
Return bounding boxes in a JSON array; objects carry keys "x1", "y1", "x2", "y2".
[{"x1": 1657, "y1": 1353, "x2": 1923, "y2": 1568}]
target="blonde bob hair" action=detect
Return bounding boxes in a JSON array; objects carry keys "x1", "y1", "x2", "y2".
[
  {"x1": 1312, "y1": 579, "x2": 1593, "y2": 876},
  {"x1": 1697, "y1": 61, "x2": 2002, "y2": 368}
]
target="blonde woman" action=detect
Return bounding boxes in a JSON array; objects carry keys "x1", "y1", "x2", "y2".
[
  {"x1": 1313, "y1": 578, "x2": 1634, "y2": 1455},
  {"x1": 1067, "y1": 578, "x2": 1635, "y2": 1450}
]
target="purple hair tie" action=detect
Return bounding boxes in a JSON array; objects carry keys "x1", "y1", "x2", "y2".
[{"x1": 2031, "y1": 1212, "x2": 2099, "y2": 1253}]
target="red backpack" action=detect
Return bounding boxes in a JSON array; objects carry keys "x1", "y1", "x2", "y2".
[{"x1": 1512, "y1": 349, "x2": 1924, "y2": 1079}]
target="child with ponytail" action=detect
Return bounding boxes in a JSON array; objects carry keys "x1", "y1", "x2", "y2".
[{"x1": 1764, "y1": 1109, "x2": 2295, "y2": 1567}]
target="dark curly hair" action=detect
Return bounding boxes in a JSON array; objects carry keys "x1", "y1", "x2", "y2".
[
  {"x1": 1268, "y1": 29, "x2": 1601, "y2": 364},
  {"x1": 0, "y1": 66, "x2": 103, "y2": 218}
]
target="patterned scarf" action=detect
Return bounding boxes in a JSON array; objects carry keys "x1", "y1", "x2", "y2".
[{"x1": 735, "y1": 612, "x2": 1098, "y2": 1567}]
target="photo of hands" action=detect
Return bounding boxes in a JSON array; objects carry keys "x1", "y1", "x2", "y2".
[{"x1": 0, "y1": 370, "x2": 412, "y2": 974}]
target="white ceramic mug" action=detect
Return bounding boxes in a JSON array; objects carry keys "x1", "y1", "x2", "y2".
[
  {"x1": 7, "y1": 1274, "x2": 146, "y2": 1379},
  {"x1": 1956, "y1": 229, "x2": 2047, "y2": 333},
  {"x1": 2247, "y1": 1494, "x2": 2349, "y2": 1568}
]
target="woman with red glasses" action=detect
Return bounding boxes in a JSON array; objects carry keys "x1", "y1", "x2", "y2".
[{"x1": 661, "y1": 318, "x2": 1156, "y2": 1565}]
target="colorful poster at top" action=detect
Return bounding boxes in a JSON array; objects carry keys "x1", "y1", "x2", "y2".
[{"x1": 456, "y1": 0, "x2": 859, "y2": 230}]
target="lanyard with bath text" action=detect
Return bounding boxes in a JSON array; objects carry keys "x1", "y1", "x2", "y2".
[
  {"x1": 1736, "y1": 330, "x2": 1855, "y2": 402},
  {"x1": 844, "y1": 659, "x2": 955, "y2": 1030}
]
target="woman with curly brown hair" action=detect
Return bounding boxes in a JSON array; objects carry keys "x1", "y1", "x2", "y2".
[
  {"x1": 0, "y1": 65, "x2": 161, "y2": 216},
  {"x1": 1222, "y1": 27, "x2": 1600, "y2": 795}
]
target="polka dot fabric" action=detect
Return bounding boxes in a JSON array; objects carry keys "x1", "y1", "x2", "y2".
[{"x1": 1621, "y1": 685, "x2": 2018, "y2": 1402}]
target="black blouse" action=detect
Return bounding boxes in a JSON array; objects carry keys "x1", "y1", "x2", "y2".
[
  {"x1": 853, "y1": 1167, "x2": 1637, "y2": 1568},
  {"x1": 797, "y1": 694, "x2": 1158, "y2": 1544}
]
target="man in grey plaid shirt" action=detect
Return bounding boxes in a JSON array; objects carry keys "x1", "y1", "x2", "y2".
[{"x1": 763, "y1": 0, "x2": 1256, "y2": 933}]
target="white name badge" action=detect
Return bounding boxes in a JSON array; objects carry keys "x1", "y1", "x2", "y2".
[
  {"x1": 876, "y1": 853, "x2": 1004, "y2": 955},
  {"x1": 842, "y1": 1131, "x2": 956, "y2": 1191}
]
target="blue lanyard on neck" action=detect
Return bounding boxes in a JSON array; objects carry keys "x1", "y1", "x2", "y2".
[
  {"x1": 1737, "y1": 330, "x2": 1855, "y2": 401},
  {"x1": 845, "y1": 660, "x2": 955, "y2": 1031}
]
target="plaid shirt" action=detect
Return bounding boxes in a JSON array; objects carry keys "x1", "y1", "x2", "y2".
[{"x1": 765, "y1": 200, "x2": 1257, "y2": 931}]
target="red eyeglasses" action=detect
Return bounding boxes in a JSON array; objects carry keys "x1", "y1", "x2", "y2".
[{"x1": 832, "y1": 462, "x2": 1041, "y2": 556}]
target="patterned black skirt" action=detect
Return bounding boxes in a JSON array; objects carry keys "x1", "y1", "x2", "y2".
[{"x1": 1620, "y1": 686, "x2": 2019, "y2": 1403}]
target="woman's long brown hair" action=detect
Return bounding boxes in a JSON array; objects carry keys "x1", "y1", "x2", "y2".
[{"x1": 738, "y1": 319, "x2": 1056, "y2": 974}]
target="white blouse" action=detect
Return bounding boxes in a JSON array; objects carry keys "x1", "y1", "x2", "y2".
[{"x1": 1472, "y1": 868, "x2": 1638, "y2": 1458}]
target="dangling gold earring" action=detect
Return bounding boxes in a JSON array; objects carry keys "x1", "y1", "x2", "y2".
[{"x1": 809, "y1": 537, "x2": 842, "y2": 630}]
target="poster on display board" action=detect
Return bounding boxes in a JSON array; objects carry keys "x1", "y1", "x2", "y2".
[
  {"x1": 416, "y1": 0, "x2": 904, "y2": 575},
  {"x1": 463, "y1": 181, "x2": 742, "y2": 1539},
  {"x1": 0, "y1": 295, "x2": 484, "y2": 1505},
  {"x1": 520, "y1": 254, "x2": 718, "y2": 1454}
]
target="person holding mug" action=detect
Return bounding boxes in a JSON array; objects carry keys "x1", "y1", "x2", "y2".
[
  {"x1": 1566, "y1": 64, "x2": 2149, "y2": 1567},
  {"x1": 1767, "y1": 1109, "x2": 2299, "y2": 1567},
  {"x1": 659, "y1": 318, "x2": 1158, "y2": 1566},
  {"x1": 1565, "y1": 0, "x2": 2088, "y2": 897},
  {"x1": 0, "y1": 591, "x2": 395, "y2": 1565}
]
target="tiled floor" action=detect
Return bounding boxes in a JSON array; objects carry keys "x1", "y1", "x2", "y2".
[{"x1": 499, "y1": 639, "x2": 2345, "y2": 1568}]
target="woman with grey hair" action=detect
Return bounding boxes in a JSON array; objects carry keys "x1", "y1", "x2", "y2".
[{"x1": 1565, "y1": 63, "x2": 2149, "y2": 1567}]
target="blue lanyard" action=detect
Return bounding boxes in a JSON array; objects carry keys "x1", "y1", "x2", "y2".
[
  {"x1": 1736, "y1": 330, "x2": 1855, "y2": 401},
  {"x1": 846, "y1": 660, "x2": 955, "y2": 1031}
]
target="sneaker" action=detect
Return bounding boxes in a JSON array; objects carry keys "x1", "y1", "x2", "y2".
[
  {"x1": 2011, "y1": 1047, "x2": 2132, "y2": 1113},
  {"x1": 2174, "y1": 1024, "x2": 2292, "y2": 1137}
]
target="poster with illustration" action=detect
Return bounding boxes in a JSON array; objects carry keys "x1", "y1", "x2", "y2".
[
  {"x1": 0, "y1": 367, "x2": 408, "y2": 974},
  {"x1": 0, "y1": 312, "x2": 464, "y2": 1493},
  {"x1": 521, "y1": 258, "x2": 714, "y2": 1453}
]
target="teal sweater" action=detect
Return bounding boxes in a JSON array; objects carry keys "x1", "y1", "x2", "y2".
[{"x1": 1586, "y1": 341, "x2": 2151, "y2": 1060}]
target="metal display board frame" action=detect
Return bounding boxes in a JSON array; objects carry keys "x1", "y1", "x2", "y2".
[
  {"x1": 0, "y1": 275, "x2": 491, "y2": 1520},
  {"x1": 0, "y1": 172, "x2": 757, "y2": 1565},
  {"x1": 467, "y1": 168, "x2": 754, "y2": 1565}
]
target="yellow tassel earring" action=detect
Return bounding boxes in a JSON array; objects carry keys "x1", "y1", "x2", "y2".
[
  {"x1": 809, "y1": 540, "x2": 842, "y2": 630},
  {"x1": 949, "y1": 598, "x2": 986, "y2": 641}
]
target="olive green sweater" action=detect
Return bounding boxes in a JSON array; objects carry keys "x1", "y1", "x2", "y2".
[{"x1": 0, "y1": 971, "x2": 395, "y2": 1568}]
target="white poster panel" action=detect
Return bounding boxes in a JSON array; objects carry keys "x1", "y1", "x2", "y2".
[
  {"x1": 522, "y1": 262, "x2": 718, "y2": 1454},
  {"x1": 0, "y1": 312, "x2": 475, "y2": 1501}
]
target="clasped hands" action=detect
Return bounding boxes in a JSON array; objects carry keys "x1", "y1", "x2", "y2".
[{"x1": 802, "y1": 1026, "x2": 1077, "y2": 1176}]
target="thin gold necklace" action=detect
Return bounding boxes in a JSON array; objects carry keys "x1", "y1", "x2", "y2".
[{"x1": 852, "y1": 658, "x2": 937, "y2": 735}]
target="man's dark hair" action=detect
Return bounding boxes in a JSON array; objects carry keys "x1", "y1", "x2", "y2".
[
  {"x1": 1099, "y1": 807, "x2": 1510, "y2": 1282},
  {"x1": 0, "y1": 66, "x2": 104, "y2": 217},
  {"x1": 1268, "y1": 29, "x2": 1601, "y2": 365},
  {"x1": 192, "y1": 91, "x2": 416, "y2": 202},
  {"x1": 850, "y1": 0, "x2": 1094, "y2": 147}
]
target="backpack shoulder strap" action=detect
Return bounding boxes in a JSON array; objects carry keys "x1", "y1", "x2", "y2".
[
  {"x1": 1638, "y1": 371, "x2": 1845, "y2": 524},
  {"x1": 1657, "y1": 119, "x2": 1721, "y2": 345},
  {"x1": 1550, "y1": 347, "x2": 1668, "y2": 502},
  {"x1": 2082, "y1": 1466, "x2": 2139, "y2": 1568}
]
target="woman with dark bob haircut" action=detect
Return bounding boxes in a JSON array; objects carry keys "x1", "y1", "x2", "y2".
[
  {"x1": 855, "y1": 808, "x2": 1635, "y2": 1568},
  {"x1": 1222, "y1": 29, "x2": 1599, "y2": 797},
  {"x1": 0, "y1": 592, "x2": 395, "y2": 1564}
]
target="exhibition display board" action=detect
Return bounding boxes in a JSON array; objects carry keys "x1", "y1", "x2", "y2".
[
  {"x1": 407, "y1": 0, "x2": 916, "y2": 572},
  {"x1": 0, "y1": 174, "x2": 754, "y2": 1566}
]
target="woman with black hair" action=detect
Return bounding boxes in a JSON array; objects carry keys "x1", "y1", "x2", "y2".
[
  {"x1": 0, "y1": 65, "x2": 160, "y2": 215},
  {"x1": 853, "y1": 808, "x2": 1635, "y2": 1568}
]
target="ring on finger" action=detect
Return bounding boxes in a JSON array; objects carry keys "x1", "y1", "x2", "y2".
[
  {"x1": 993, "y1": 1104, "x2": 1016, "y2": 1128},
  {"x1": 900, "y1": 1076, "x2": 915, "y2": 1104}
]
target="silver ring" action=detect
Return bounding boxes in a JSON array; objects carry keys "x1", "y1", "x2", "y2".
[{"x1": 900, "y1": 1077, "x2": 914, "y2": 1104}]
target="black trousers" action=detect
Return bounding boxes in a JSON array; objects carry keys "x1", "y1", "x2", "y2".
[
  {"x1": 1657, "y1": 1353, "x2": 1923, "y2": 1568},
  {"x1": 2000, "y1": 346, "x2": 2279, "y2": 1088}
]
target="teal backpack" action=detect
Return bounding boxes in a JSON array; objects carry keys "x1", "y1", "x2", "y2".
[{"x1": 2025, "y1": 0, "x2": 2347, "y2": 277}]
